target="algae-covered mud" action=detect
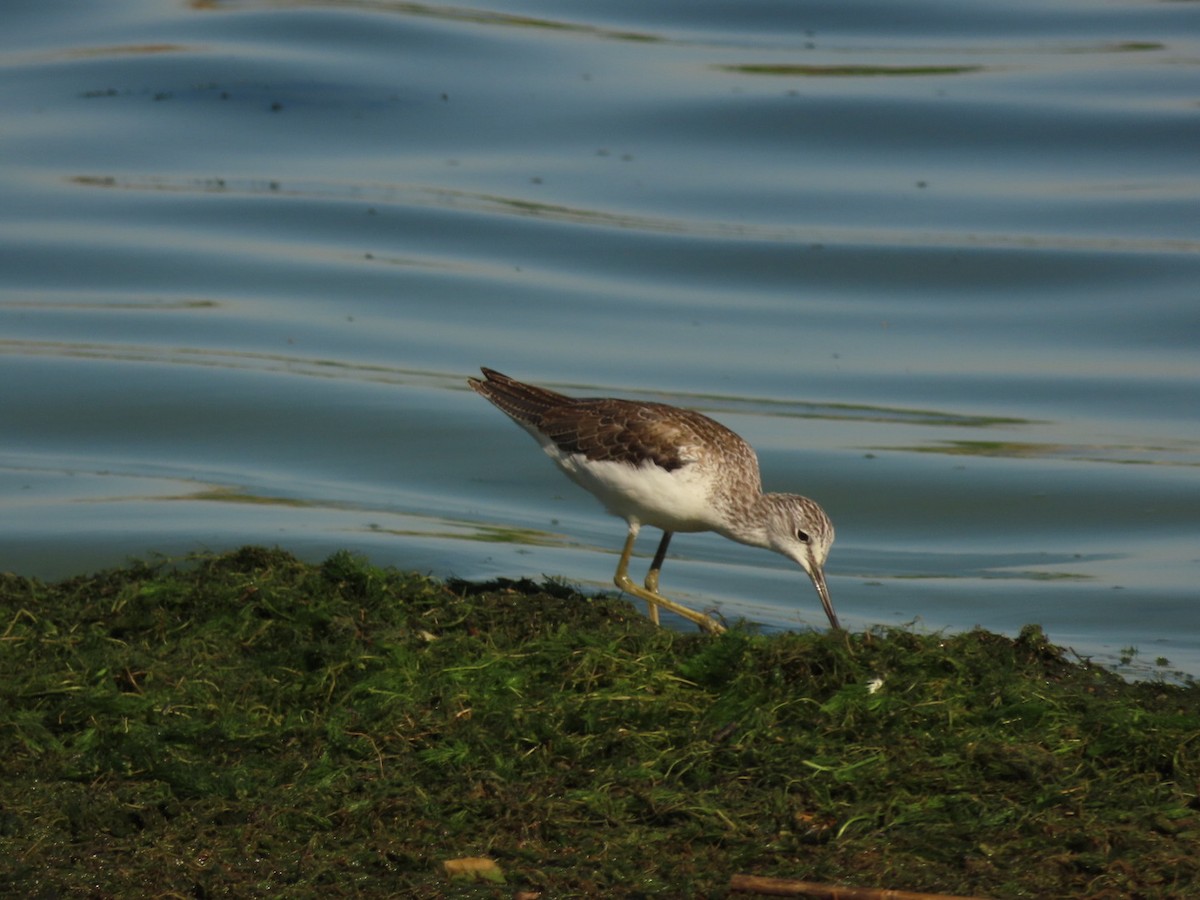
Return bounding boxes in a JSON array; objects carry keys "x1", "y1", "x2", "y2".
[{"x1": 2, "y1": 548, "x2": 1197, "y2": 897}]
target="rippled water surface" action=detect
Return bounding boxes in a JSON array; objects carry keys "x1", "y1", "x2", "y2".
[{"x1": 3, "y1": 0, "x2": 1198, "y2": 676}]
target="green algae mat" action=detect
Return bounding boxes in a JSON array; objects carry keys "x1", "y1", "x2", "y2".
[{"x1": 2, "y1": 547, "x2": 1197, "y2": 898}]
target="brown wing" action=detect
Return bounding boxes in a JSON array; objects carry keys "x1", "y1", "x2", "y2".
[
  {"x1": 468, "y1": 367, "x2": 573, "y2": 427},
  {"x1": 539, "y1": 399, "x2": 731, "y2": 472},
  {"x1": 470, "y1": 368, "x2": 748, "y2": 474}
]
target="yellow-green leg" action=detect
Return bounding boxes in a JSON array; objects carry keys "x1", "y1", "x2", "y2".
[
  {"x1": 613, "y1": 528, "x2": 725, "y2": 634},
  {"x1": 644, "y1": 531, "x2": 672, "y2": 600}
]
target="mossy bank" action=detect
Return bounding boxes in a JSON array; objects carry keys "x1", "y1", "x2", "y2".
[{"x1": 2, "y1": 547, "x2": 1197, "y2": 897}]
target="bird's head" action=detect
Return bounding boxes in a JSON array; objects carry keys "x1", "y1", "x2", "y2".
[{"x1": 764, "y1": 494, "x2": 839, "y2": 630}]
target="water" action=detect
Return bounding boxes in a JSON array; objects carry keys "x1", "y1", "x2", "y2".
[{"x1": 2, "y1": 0, "x2": 1197, "y2": 678}]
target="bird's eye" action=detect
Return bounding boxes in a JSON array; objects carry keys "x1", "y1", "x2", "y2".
[{"x1": 796, "y1": 529, "x2": 810, "y2": 544}]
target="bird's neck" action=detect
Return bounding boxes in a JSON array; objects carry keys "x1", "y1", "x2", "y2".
[{"x1": 713, "y1": 488, "x2": 774, "y2": 550}]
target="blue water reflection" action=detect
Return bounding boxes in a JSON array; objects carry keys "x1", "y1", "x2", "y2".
[{"x1": 1, "y1": 0, "x2": 1197, "y2": 678}]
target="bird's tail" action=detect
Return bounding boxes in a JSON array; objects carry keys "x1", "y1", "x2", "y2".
[{"x1": 467, "y1": 367, "x2": 572, "y2": 426}]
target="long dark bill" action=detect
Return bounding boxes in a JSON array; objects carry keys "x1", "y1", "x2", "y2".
[{"x1": 809, "y1": 566, "x2": 840, "y2": 630}]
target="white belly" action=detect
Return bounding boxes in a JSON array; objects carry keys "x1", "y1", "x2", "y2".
[{"x1": 551, "y1": 450, "x2": 716, "y2": 532}]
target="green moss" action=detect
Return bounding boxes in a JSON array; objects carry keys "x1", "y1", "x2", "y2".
[{"x1": 2, "y1": 550, "x2": 1197, "y2": 897}]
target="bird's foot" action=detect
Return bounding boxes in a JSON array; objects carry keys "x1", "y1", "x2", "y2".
[{"x1": 615, "y1": 574, "x2": 726, "y2": 635}]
